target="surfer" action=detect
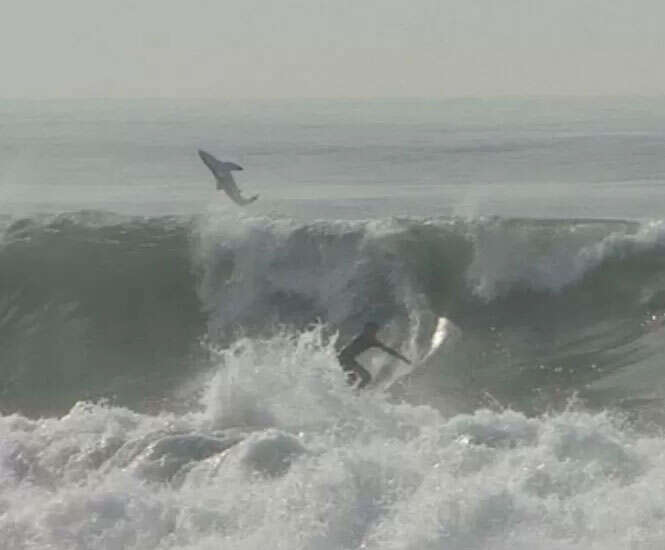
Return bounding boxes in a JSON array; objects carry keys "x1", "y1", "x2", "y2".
[
  {"x1": 198, "y1": 149, "x2": 258, "y2": 206},
  {"x1": 338, "y1": 322, "x2": 411, "y2": 389}
]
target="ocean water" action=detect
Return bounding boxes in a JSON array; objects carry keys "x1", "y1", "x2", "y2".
[{"x1": 2, "y1": 98, "x2": 665, "y2": 548}]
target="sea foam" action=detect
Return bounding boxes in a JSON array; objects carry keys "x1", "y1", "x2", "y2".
[{"x1": 2, "y1": 328, "x2": 665, "y2": 549}]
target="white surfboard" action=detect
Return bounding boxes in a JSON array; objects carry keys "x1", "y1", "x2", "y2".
[{"x1": 373, "y1": 317, "x2": 460, "y2": 392}]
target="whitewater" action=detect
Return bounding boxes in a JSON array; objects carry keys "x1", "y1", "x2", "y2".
[{"x1": 3, "y1": 98, "x2": 665, "y2": 549}]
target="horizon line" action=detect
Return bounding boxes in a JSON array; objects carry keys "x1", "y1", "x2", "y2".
[{"x1": 2, "y1": 93, "x2": 665, "y2": 102}]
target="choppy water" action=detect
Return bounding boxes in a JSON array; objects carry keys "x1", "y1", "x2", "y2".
[{"x1": 2, "y1": 99, "x2": 665, "y2": 549}]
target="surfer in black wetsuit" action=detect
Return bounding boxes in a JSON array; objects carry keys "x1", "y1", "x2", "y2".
[{"x1": 338, "y1": 322, "x2": 411, "y2": 389}]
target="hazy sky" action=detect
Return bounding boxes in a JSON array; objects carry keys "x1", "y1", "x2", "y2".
[{"x1": 2, "y1": 0, "x2": 664, "y2": 98}]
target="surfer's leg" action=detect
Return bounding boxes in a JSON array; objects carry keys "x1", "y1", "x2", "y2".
[
  {"x1": 340, "y1": 358, "x2": 370, "y2": 388},
  {"x1": 345, "y1": 370, "x2": 359, "y2": 385},
  {"x1": 341, "y1": 361, "x2": 358, "y2": 385},
  {"x1": 354, "y1": 364, "x2": 371, "y2": 389}
]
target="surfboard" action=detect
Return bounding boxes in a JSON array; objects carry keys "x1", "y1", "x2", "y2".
[{"x1": 372, "y1": 317, "x2": 460, "y2": 392}]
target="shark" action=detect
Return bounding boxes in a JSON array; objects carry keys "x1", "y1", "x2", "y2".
[{"x1": 198, "y1": 149, "x2": 258, "y2": 206}]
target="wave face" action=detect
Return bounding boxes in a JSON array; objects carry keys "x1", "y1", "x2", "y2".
[
  {"x1": 0, "y1": 212, "x2": 206, "y2": 414},
  {"x1": 4, "y1": 211, "x2": 665, "y2": 548}
]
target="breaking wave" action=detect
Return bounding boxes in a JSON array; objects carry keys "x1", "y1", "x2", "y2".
[
  {"x1": 4, "y1": 211, "x2": 665, "y2": 548},
  {"x1": 2, "y1": 211, "x2": 665, "y2": 414}
]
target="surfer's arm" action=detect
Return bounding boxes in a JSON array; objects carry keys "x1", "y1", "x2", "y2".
[{"x1": 377, "y1": 342, "x2": 411, "y2": 364}]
